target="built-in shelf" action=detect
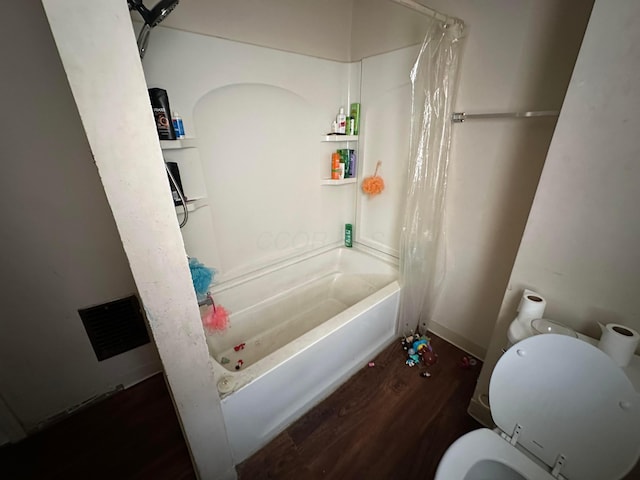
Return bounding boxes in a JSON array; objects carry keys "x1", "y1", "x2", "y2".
[
  {"x1": 321, "y1": 135, "x2": 358, "y2": 142},
  {"x1": 161, "y1": 138, "x2": 197, "y2": 150},
  {"x1": 175, "y1": 196, "x2": 208, "y2": 213},
  {"x1": 320, "y1": 178, "x2": 357, "y2": 186}
]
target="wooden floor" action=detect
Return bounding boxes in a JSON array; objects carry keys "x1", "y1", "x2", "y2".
[
  {"x1": 6, "y1": 335, "x2": 634, "y2": 480},
  {"x1": 0, "y1": 335, "x2": 479, "y2": 480},
  {"x1": 238, "y1": 334, "x2": 482, "y2": 479},
  {"x1": 0, "y1": 374, "x2": 195, "y2": 480}
]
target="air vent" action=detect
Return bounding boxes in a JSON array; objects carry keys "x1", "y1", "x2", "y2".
[{"x1": 79, "y1": 295, "x2": 150, "y2": 361}]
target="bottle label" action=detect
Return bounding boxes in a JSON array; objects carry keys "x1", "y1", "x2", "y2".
[{"x1": 154, "y1": 107, "x2": 174, "y2": 139}]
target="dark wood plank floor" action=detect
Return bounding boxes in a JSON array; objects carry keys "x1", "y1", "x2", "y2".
[
  {"x1": 0, "y1": 374, "x2": 195, "y2": 480},
  {"x1": 238, "y1": 334, "x2": 482, "y2": 480},
  {"x1": 6, "y1": 335, "x2": 634, "y2": 480}
]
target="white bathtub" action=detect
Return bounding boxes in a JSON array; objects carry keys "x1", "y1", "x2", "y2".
[{"x1": 204, "y1": 246, "x2": 400, "y2": 462}]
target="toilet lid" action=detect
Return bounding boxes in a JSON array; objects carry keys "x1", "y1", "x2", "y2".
[{"x1": 490, "y1": 334, "x2": 640, "y2": 480}]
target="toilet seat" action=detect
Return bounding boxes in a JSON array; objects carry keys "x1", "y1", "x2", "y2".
[
  {"x1": 436, "y1": 334, "x2": 640, "y2": 480},
  {"x1": 436, "y1": 428, "x2": 554, "y2": 479}
]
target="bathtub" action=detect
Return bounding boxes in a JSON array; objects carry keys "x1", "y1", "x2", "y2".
[{"x1": 204, "y1": 246, "x2": 400, "y2": 462}]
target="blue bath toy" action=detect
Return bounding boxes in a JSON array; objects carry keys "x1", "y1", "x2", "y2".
[{"x1": 412, "y1": 339, "x2": 428, "y2": 352}]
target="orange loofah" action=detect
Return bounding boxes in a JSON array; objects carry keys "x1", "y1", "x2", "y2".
[{"x1": 362, "y1": 161, "x2": 385, "y2": 196}]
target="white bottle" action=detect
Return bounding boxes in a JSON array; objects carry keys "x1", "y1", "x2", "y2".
[{"x1": 337, "y1": 107, "x2": 347, "y2": 134}]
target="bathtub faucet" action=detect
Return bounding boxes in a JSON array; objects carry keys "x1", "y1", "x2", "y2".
[{"x1": 198, "y1": 292, "x2": 214, "y2": 307}]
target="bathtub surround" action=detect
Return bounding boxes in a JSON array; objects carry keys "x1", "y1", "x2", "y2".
[{"x1": 141, "y1": 28, "x2": 358, "y2": 280}]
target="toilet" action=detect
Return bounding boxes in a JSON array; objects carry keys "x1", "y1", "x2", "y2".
[{"x1": 435, "y1": 334, "x2": 640, "y2": 480}]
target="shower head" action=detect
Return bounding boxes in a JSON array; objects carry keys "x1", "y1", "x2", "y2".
[
  {"x1": 128, "y1": 0, "x2": 179, "y2": 58},
  {"x1": 128, "y1": 0, "x2": 179, "y2": 27},
  {"x1": 148, "y1": 0, "x2": 180, "y2": 27}
]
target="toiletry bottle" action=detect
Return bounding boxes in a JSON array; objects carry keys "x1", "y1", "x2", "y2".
[
  {"x1": 337, "y1": 107, "x2": 347, "y2": 134},
  {"x1": 345, "y1": 224, "x2": 353, "y2": 247},
  {"x1": 331, "y1": 153, "x2": 341, "y2": 180},
  {"x1": 172, "y1": 111, "x2": 185, "y2": 139},
  {"x1": 148, "y1": 88, "x2": 176, "y2": 140},
  {"x1": 348, "y1": 149, "x2": 356, "y2": 178},
  {"x1": 350, "y1": 103, "x2": 360, "y2": 135},
  {"x1": 338, "y1": 149, "x2": 349, "y2": 177}
]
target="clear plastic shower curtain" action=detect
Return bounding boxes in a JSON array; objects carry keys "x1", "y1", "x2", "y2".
[{"x1": 398, "y1": 19, "x2": 465, "y2": 336}]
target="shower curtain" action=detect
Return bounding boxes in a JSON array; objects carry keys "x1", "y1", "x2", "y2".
[{"x1": 398, "y1": 19, "x2": 465, "y2": 336}]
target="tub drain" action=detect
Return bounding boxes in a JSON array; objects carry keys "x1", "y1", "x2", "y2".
[{"x1": 217, "y1": 376, "x2": 236, "y2": 394}]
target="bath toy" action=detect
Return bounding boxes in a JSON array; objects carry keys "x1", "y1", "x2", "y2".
[
  {"x1": 402, "y1": 333, "x2": 435, "y2": 367},
  {"x1": 234, "y1": 343, "x2": 246, "y2": 352},
  {"x1": 423, "y1": 351, "x2": 438, "y2": 366},
  {"x1": 235, "y1": 359, "x2": 244, "y2": 370},
  {"x1": 412, "y1": 339, "x2": 428, "y2": 352},
  {"x1": 460, "y1": 356, "x2": 478, "y2": 369}
]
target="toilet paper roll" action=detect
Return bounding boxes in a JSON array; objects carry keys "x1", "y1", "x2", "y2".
[
  {"x1": 516, "y1": 289, "x2": 546, "y2": 327},
  {"x1": 598, "y1": 323, "x2": 640, "y2": 367}
]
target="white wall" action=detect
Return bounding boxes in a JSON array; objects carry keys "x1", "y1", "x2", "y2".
[
  {"x1": 471, "y1": 0, "x2": 640, "y2": 424},
  {"x1": 149, "y1": 0, "x2": 354, "y2": 61},
  {"x1": 351, "y1": 0, "x2": 434, "y2": 60},
  {"x1": 352, "y1": 0, "x2": 593, "y2": 357},
  {"x1": 42, "y1": 1, "x2": 235, "y2": 478},
  {"x1": 141, "y1": 28, "x2": 358, "y2": 281},
  {"x1": 0, "y1": 0, "x2": 160, "y2": 431}
]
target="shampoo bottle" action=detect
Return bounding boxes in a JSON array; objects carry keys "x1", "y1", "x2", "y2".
[
  {"x1": 345, "y1": 224, "x2": 353, "y2": 247},
  {"x1": 148, "y1": 88, "x2": 176, "y2": 140},
  {"x1": 337, "y1": 107, "x2": 347, "y2": 134}
]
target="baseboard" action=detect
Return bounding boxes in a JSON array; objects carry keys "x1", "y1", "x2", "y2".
[
  {"x1": 0, "y1": 395, "x2": 26, "y2": 444},
  {"x1": 215, "y1": 466, "x2": 238, "y2": 480},
  {"x1": 428, "y1": 321, "x2": 487, "y2": 360},
  {"x1": 29, "y1": 385, "x2": 125, "y2": 434},
  {"x1": 25, "y1": 365, "x2": 163, "y2": 436},
  {"x1": 467, "y1": 396, "x2": 494, "y2": 428}
]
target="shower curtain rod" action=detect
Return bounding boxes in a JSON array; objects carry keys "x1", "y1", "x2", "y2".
[
  {"x1": 451, "y1": 110, "x2": 560, "y2": 123},
  {"x1": 390, "y1": 0, "x2": 459, "y2": 24}
]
